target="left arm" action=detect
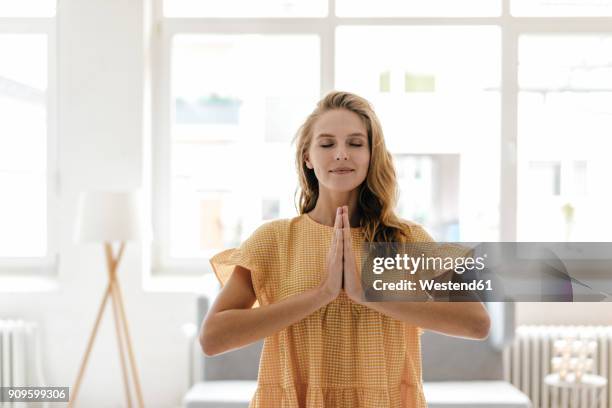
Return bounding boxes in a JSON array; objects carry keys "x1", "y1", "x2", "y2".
[
  {"x1": 353, "y1": 298, "x2": 490, "y2": 340},
  {"x1": 340, "y1": 208, "x2": 490, "y2": 340}
]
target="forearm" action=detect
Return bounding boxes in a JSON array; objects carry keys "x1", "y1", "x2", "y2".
[
  {"x1": 202, "y1": 287, "x2": 331, "y2": 356},
  {"x1": 359, "y1": 299, "x2": 491, "y2": 340}
]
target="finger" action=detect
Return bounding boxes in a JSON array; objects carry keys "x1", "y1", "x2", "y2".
[
  {"x1": 342, "y1": 206, "x2": 352, "y2": 247},
  {"x1": 335, "y1": 206, "x2": 343, "y2": 229},
  {"x1": 330, "y1": 207, "x2": 341, "y2": 253},
  {"x1": 336, "y1": 209, "x2": 343, "y2": 259},
  {"x1": 336, "y1": 227, "x2": 343, "y2": 257},
  {"x1": 342, "y1": 205, "x2": 351, "y2": 229}
]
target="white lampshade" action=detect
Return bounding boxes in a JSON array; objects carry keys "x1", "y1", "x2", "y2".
[{"x1": 74, "y1": 190, "x2": 143, "y2": 243}]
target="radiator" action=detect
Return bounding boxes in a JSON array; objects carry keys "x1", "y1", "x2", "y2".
[
  {"x1": 0, "y1": 320, "x2": 46, "y2": 394},
  {"x1": 505, "y1": 325, "x2": 612, "y2": 408}
]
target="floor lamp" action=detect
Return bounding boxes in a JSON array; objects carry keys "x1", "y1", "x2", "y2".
[{"x1": 69, "y1": 190, "x2": 145, "y2": 408}]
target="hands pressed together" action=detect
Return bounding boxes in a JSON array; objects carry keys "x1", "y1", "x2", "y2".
[
  {"x1": 318, "y1": 206, "x2": 364, "y2": 304},
  {"x1": 315, "y1": 207, "x2": 492, "y2": 340}
]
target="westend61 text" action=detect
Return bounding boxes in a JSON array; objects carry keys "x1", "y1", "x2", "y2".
[{"x1": 372, "y1": 279, "x2": 493, "y2": 292}]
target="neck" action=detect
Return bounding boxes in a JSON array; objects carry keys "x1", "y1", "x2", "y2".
[{"x1": 307, "y1": 187, "x2": 361, "y2": 227}]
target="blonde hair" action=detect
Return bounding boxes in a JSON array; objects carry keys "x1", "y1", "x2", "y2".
[{"x1": 293, "y1": 91, "x2": 414, "y2": 243}]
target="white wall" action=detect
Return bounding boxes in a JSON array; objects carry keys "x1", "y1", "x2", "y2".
[
  {"x1": 1, "y1": 0, "x2": 199, "y2": 407},
  {"x1": 2, "y1": 1, "x2": 612, "y2": 407},
  {"x1": 517, "y1": 303, "x2": 612, "y2": 326}
]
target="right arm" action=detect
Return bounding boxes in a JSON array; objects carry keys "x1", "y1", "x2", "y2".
[
  {"x1": 199, "y1": 266, "x2": 333, "y2": 356},
  {"x1": 199, "y1": 207, "x2": 344, "y2": 357}
]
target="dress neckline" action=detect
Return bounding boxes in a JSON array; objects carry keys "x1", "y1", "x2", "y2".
[{"x1": 302, "y1": 213, "x2": 362, "y2": 231}]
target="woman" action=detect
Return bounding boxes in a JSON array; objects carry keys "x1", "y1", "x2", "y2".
[{"x1": 200, "y1": 91, "x2": 490, "y2": 407}]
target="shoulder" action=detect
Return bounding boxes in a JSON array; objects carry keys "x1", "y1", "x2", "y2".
[
  {"x1": 254, "y1": 218, "x2": 293, "y2": 234},
  {"x1": 233, "y1": 219, "x2": 292, "y2": 265},
  {"x1": 398, "y1": 219, "x2": 436, "y2": 242},
  {"x1": 246, "y1": 218, "x2": 293, "y2": 243}
]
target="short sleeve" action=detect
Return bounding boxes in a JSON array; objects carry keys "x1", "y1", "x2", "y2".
[
  {"x1": 404, "y1": 222, "x2": 435, "y2": 243},
  {"x1": 398, "y1": 222, "x2": 433, "y2": 337},
  {"x1": 209, "y1": 221, "x2": 279, "y2": 307},
  {"x1": 400, "y1": 222, "x2": 444, "y2": 280},
  {"x1": 404, "y1": 223, "x2": 473, "y2": 280},
  {"x1": 403, "y1": 222, "x2": 476, "y2": 337}
]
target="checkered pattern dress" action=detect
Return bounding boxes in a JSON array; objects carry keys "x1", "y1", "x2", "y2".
[{"x1": 210, "y1": 214, "x2": 436, "y2": 408}]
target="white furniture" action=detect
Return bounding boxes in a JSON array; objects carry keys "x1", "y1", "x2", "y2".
[
  {"x1": 0, "y1": 320, "x2": 46, "y2": 389},
  {"x1": 184, "y1": 381, "x2": 257, "y2": 408},
  {"x1": 424, "y1": 381, "x2": 532, "y2": 408},
  {"x1": 545, "y1": 373, "x2": 607, "y2": 408},
  {"x1": 184, "y1": 381, "x2": 531, "y2": 408},
  {"x1": 183, "y1": 297, "x2": 531, "y2": 408}
]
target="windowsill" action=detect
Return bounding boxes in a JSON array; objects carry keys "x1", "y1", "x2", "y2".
[
  {"x1": 0, "y1": 275, "x2": 60, "y2": 293},
  {"x1": 0, "y1": 272, "x2": 219, "y2": 295},
  {"x1": 142, "y1": 272, "x2": 219, "y2": 295}
]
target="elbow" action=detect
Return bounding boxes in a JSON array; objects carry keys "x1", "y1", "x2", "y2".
[
  {"x1": 471, "y1": 311, "x2": 491, "y2": 340},
  {"x1": 199, "y1": 321, "x2": 220, "y2": 357},
  {"x1": 199, "y1": 335, "x2": 217, "y2": 357}
]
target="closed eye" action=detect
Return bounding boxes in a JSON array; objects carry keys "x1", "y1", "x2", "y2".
[{"x1": 320, "y1": 143, "x2": 362, "y2": 148}]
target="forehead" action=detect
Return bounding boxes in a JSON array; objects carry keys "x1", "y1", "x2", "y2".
[{"x1": 313, "y1": 109, "x2": 367, "y2": 137}]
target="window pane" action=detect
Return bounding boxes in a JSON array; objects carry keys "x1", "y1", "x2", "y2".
[
  {"x1": 170, "y1": 34, "x2": 319, "y2": 258},
  {"x1": 164, "y1": 0, "x2": 327, "y2": 17},
  {"x1": 336, "y1": 0, "x2": 500, "y2": 17},
  {"x1": 0, "y1": 0, "x2": 55, "y2": 17},
  {"x1": 395, "y1": 154, "x2": 461, "y2": 241},
  {"x1": 336, "y1": 26, "x2": 501, "y2": 241},
  {"x1": 518, "y1": 35, "x2": 612, "y2": 241},
  {"x1": 0, "y1": 34, "x2": 48, "y2": 257},
  {"x1": 512, "y1": 0, "x2": 612, "y2": 16}
]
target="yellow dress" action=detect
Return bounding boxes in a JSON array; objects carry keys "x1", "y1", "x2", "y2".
[{"x1": 210, "y1": 213, "x2": 435, "y2": 408}]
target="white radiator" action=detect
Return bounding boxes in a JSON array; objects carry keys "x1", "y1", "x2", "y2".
[
  {"x1": 0, "y1": 320, "x2": 46, "y2": 392},
  {"x1": 505, "y1": 325, "x2": 612, "y2": 408}
]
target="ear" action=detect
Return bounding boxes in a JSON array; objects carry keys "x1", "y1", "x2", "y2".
[{"x1": 304, "y1": 154, "x2": 313, "y2": 169}]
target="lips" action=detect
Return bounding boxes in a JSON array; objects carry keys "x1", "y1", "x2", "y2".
[{"x1": 330, "y1": 167, "x2": 355, "y2": 174}]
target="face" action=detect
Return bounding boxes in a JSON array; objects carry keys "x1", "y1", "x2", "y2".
[{"x1": 305, "y1": 109, "x2": 370, "y2": 193}]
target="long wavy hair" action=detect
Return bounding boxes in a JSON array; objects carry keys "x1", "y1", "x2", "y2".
[{"x1": 293, "y1": 91, "x2": 414, "y2": 243}]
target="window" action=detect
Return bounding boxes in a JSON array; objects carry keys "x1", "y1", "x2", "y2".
[
  {"x1": 0, "y1": 1, "x2": 55, "y2": 18},
  {"x1": 517, "y1": 35, "x2": 612, "y2": 241},
  {"x1": 164, "y1": 0, "x2": 327, "y2": 18},
  {"x1": 0, "y1": 3, "x2": 57, "y2": 274},
  {"x1": 335, "y1": 26, "x2": 500, "y2": 242},
  {"x1": 336, "y1": 0, "x2": 500, "y2": 17},
  {"x1": 512, "y1": 0, "x2": 612, "y2": 16},
  {"x1": 394, "y1": 154, "x2": 461, "y2": 242},
  {"x1": 154, "y1": 0, "x2": 612, "y2": 275},
  {"x1": 157, "y1": 30, "x2": 319, "y2": 270}
]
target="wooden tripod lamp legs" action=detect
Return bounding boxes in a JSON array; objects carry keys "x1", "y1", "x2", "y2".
[
  {"x1": 68, "y1": 242, "x2": 144, "y2": 408},
  {"x1": 110, "y1": 274, "x2": 133, "y2": 408}
]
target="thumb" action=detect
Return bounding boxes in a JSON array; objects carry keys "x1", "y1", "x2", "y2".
[{"x1": 341, "y1": 254, "x2": 345, "y2": 289}]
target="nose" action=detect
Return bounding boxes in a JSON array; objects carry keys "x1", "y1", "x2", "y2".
[{"x1": 335, "y1": 148, "x2": 348, "y2": 161}]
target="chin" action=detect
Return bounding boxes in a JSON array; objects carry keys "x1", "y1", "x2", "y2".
[{"x1": 322, "y1": 181, "x2": 363, "y2": 193}]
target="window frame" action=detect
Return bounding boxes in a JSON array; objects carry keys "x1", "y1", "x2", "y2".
[
  {"x1": 0, "y1": 15, "x2": 59, "y2": 276},
  {"x1": 152, "y1": 0, "x2": 612, "y2": 276}
]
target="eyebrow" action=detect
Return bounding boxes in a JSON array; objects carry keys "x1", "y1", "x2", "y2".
[{"x1": 316, "y1": 132, "x2": 367, "y2": 139}]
